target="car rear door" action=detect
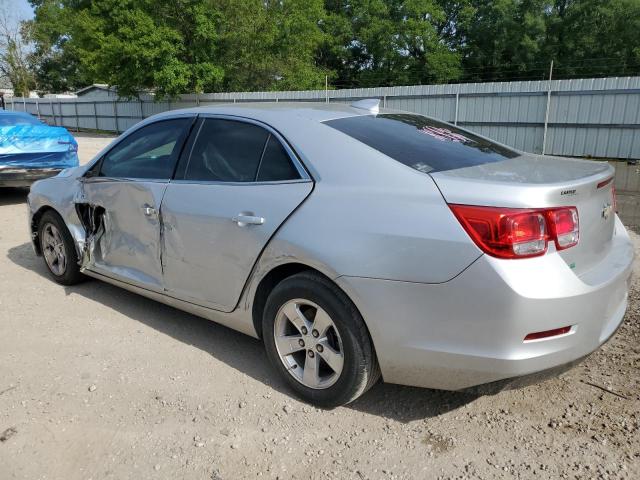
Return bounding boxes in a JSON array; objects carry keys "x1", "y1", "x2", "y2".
[
  {"x1": 160, "y1": 116, "x2": 313, "y2": 312},
  {"x1": 77, "y1": 116, "x2": 194, "y2": 291}
]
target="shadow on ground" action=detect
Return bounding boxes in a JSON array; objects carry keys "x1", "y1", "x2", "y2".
[
  {"x1": 7, "y1": 241, "x2": 477, "y2": 422},
  {"x1": 0, "y1": 187, "x2": 29, "y2": 207}
]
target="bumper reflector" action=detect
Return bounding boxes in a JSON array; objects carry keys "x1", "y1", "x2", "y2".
[{"x1": 524, "y1": 326, "x2": 572, "y2": 342}]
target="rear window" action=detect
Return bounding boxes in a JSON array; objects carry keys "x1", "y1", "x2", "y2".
[{"x1": 324, "y1": 114, "x2": 519, "y2": 173}]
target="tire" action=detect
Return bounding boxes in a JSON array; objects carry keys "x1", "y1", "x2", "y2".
[
  {"x1": 38, "y1": 210, "x2": 84, "y2": 286},
  {"x1": 263, "y1": 271, "x2": 380, "y2": 407}
]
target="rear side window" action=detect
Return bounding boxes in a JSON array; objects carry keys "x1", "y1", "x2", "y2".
[
  {"x1": 184, "y1": 118, "x2": 299, "y2": 182},
  {"x1": 325, "y1": 114, "x2": 519, "y2": 173},
  {"x1": 185, "y1": 119, "x2": 268, "y2": 182},
  {"x1": 257, "y1": 135, "x2": 299, "y2": 181}
]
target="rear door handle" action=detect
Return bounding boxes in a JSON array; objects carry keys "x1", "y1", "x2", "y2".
[{"x1": 232, "y1": 214, "x2": 265, "y2": 226}]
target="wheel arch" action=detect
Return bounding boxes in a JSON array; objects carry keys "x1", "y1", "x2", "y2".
[{"x1": 250, "y1": 262, "x2": 374, "y2": 349}]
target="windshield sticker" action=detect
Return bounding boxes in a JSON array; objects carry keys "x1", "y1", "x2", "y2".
[{"x1": 420, "y1": 126, "x2": 469, "y2": 143}]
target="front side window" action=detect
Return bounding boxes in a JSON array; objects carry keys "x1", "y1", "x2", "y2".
[
  {"x1": 99, "y1": 118, "x2": 191, "y2": 179},
  {"x1": 325, "y1": 114, "x2": 520, "y2": 173},
  {"x1": 184, "y1": 118, "x2": 300, "y2": 182}
]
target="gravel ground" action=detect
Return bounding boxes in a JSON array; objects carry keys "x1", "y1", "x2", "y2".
[{"x1": 0, "y1": 135, "x2": 638, "y2": 479}]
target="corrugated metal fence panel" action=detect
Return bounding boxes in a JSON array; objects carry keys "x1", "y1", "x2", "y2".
[{"x1": 8, "y1": 76, "x2": 640, "y2": 159}]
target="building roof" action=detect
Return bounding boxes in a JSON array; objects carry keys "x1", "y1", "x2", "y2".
[{"x1": 75, "y1": 84, "x2": 114, "y2": 96}]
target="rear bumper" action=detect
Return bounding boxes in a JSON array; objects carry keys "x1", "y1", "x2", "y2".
[
  {"x1": 337, "y1": 216, "x2": 635, "y2": 391},
  {"x1": 0, "y1": 167, "x2": 63, "y2": 187}
]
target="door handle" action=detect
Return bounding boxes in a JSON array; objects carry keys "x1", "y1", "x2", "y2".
[
  {"x1": 142, "y1": 206, "x2": 157, "y2": 217},
  {"x1": 232, "y1": 214, "x2": 265, "y2": 226}
]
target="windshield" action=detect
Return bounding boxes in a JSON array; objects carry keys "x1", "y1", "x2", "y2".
[{"x1": 325, "y1": 114, "x2": 520, "y2": 173}]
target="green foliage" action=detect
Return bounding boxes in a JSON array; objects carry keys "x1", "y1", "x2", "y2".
[
  {"x1": 218, "y1": 0, "x2": 328, "y2": 91},
  {"x1": 23, "y1": 0, "x2": 640, "y2": 96},
  {"x1": 322, "y1": 0, "x2": 462, "y2": 87}
]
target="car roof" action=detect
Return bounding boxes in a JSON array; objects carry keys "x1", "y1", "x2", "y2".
[{"x1": 151, "y1": 101, "x2": 382, "y2": 125}]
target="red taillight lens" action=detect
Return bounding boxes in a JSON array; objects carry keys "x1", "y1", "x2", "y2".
[
  {"x1": 450, "y1": 204, "x2": 579, "y2": 259},
  {"x1": 548, "y1": 207, "x2": 579, "y2": 250},
  {"x1": 449, "y1": 205, "x2": 547, "y2": 259}
]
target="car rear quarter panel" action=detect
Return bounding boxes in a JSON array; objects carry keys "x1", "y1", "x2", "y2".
[{"x1": 260, "y1": 122, "x2": 482, "y2": 283}]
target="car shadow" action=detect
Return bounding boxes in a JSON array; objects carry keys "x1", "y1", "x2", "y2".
[
  {"x1": 7, "y1": 241, "x2": 478, "y2": 421},
  {"x1": 0, "y1": 187, "x2": 29, "y2": 206}
]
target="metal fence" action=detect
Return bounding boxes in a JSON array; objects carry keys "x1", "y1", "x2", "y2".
[{"x1": 9, "y1": 76, "x2": 640, "y2": 159}]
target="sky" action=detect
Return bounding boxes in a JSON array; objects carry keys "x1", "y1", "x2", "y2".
[{"x1": 2, "y1": 0, "x2": 34, "y2": 28}]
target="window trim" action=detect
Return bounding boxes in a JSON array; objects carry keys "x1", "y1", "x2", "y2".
[
  {"x1": 172, "y1": 113, "x2": 312, "y2": 186},
  {"x1": 83, "y1": 115, "x2": 196, "y2": 183}
]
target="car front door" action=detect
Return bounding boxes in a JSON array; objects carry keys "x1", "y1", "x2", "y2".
[
  {"x1": 160, "y1": 116, "x2": 313, "y2": 312},
  {"x1": 78, "y1": 116, "x2": 194, "y2": 291}
]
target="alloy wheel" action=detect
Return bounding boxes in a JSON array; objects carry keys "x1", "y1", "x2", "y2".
[
  {"x1": 273, "y1": 299, "x2": 345, "y2": 389},
  {"x1": 42, "y1": 223, "x2": 67, "y2": 276}
]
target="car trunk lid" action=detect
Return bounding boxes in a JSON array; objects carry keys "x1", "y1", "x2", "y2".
[{"x1": 430, "y1": 154, "x2": 616, "y2": 276}]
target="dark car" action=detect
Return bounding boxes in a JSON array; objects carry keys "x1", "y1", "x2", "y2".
[{"x1": 0, "y1": 110, "x2": 79, "y2": 187}]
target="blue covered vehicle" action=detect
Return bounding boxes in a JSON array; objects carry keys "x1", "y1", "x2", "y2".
[{"x1": 0, "y1": 110, "x2": 79, "y2": 187}]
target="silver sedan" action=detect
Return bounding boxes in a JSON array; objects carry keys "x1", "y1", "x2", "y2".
[{"x1": 27, "y1": 101, "x2": 634, "y2": 407}]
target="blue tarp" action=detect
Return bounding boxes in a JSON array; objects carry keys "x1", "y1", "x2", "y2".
[{"x1": 0, "y1": 125, "x2": 79, "y2": 170}]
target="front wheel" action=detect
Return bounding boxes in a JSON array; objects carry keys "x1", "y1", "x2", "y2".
[
  {"x1": 263, "y1": 272, "x2": 380, "y2": 407},
  {"x1": 38, "y1": 210, "x2": 84, "y2": 286}
]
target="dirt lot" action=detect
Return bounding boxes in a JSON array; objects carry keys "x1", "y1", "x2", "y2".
[{"x1": 0, "y1": 135, "x2": 639, "y2": 479}]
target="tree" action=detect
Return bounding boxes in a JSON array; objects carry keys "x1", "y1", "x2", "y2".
[
  {"x1": 544, "y1": 0, "x2": 640, "y2": 78},
  {"x1": 0, "y1": 10, "x2": 35, "y2": 96},
  {"x1": 454, "y1": 0, "x2": 549, "y2": 82},
  {"x1": 217, "y1": 0, "x2": 328, "y2": 92},
  {"x1": 28, "y1": 0, "x2": 224, "y2": 98},
  {"x1": 321, "y1": 0, "x2": 462, "y2": 88}
]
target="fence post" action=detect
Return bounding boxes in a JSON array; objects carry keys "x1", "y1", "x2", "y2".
[
  {"x1": 35, "y1": 97, "x2": 40, "y2": 119},
  {"x1": 58, "y1": 100, "x2": 62, "y2": 127},
  {"x1": 74, "y1": 100, "x2": 79, "y2": 132},
  {"x1": 139, "y1": 98, "x2": 144, "y2": 120},
  {"x1": 454, "y1": 89, "x2": 460, "y2": 126},
  {"x1": 50, "y1": 98, "x2": 56, "y2": 125},
  {"x1": 23, "y1": 97, "x2": 26, "y2": 112},
  {"x1": 325, "y1": 75, "x2": 329, "y2": 103},
  {"x1": 93, "y1": 101, "x2": 98, "y2": 130},
  {"x1": 542, "y1": 60, "x2": 554, "y2": 155},
  {"x1": 113, "y1": 101, "x2": 119, "y2": 134},
  {"x1": 383, "y1": 94, "x2": 387, "y2": 108}
]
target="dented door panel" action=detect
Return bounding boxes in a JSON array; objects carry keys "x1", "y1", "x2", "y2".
[
  {"x1": 77, "y1": 179, "x2": 167, "y2": 291},
  {"x1": 161, "y1": 181, "x2": 313, "y2": 312}
]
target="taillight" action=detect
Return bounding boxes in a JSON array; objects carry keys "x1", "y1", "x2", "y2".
[
  {"x1": 449, "y1": 204, "x2": 579, "y2": 259},
  {"x1": 548, "y1": 208, "x2": 579, "y2": 250}
]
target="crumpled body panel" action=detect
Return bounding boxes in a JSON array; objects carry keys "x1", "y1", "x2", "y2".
[{"x1": 0, "y1": 125, "x2": 79, "y2": 170}]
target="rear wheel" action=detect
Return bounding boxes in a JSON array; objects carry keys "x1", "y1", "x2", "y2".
[
  {"x1": 263, "y1": 272, "x2": 380, "y2": 407},
  {"x1": 38, "y1": 210, "x2": 84, "y2": 285}
]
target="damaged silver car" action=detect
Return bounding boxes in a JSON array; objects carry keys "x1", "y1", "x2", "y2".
[{"x1": 28, "y1": 102, "x2": 634, "y2": 407}]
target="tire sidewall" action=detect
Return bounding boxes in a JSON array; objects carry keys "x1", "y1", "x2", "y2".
[
  {"x1": 38, "y1": 211, "x2": 81, "y2": 285},
  {"x1": 263, "y1": 274, "x2": 371, "y2": 407}
]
